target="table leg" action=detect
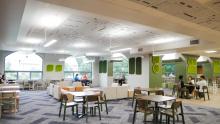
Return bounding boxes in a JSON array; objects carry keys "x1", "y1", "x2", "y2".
[{"x1": 154, "y1": 102, "x2": 159, "y2": 124}]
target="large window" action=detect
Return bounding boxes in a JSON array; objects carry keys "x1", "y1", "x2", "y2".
[
  {"x1": 64, "y1": 56, "x2": 92, "y2": 80},
  {"x1": 5, "y1": 52, "x2": 43, "y2": 80},
  {"x1": 113, "y1": 59, "x2": 129, "y2": 79}
]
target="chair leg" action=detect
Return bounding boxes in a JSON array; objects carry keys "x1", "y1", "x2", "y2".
[
  {"x1": 105, "y1": 102, "x2": 108, "y2": 115},
  {"x1": 98, "y1": 103, "x2": 101, "y2": 120},
  {"x1": 160, "y1": 113, "x2": 163, "y2": 123},
  {"x1": 207, "y1": 92, "x2": 210, "y2": 100},
  {"x1": 173, "y1": 116, "x2": 175, "y2": 124},
  {"x1": 72, "y1": 106, "x2": 75, "y2": 115},
  {"x1": 75, "y1": 105, "x2": 78, "y2": 117},
  {"x1": 63, "y1": 107, "x2": 66, "y2": 121},
  {"x1": 100, "y1": 104, "x2": 103, "y2": 111},
  {"x1": 144, "y1": 111, "x2": 147, "y2": 122},
  {"x1": 132, "y1": 101, "x2": 137, "y2": 124},
  {"x1": 59, "y1": 104, "x2": 62, "y2": 117},
  {"x1": 203, "y1": 92, "x2": 206, "y2": 101},
  {"x1": 181, "y1": 113, "x2": 185, "y2": 124}
]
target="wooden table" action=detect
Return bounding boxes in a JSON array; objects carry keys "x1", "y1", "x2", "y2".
[
  {"x1": 64, "y1": 91, "x2": 100, "y2": 118},
  {"x1": 135, "y1": 87, "x2": 164, "y2": 95},
  {"x1": 134, "y1": 95, "x2": 176, "y2": 124},
  {"x1": 0, "y1": 90, "x2": 20, "y2": 113}
]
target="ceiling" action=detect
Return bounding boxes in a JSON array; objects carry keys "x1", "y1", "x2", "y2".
[{"x1": 0, "y1": 0, "x2": 220, "y2": 58}]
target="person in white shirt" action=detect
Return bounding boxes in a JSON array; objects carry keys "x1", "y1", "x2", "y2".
[{"x1": 196, "y1": 75, "x2": 207, "y2": 92}]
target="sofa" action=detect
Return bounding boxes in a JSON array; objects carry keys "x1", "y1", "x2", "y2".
[{"x1": 47, "y1": 81, "x2": 84, "y2": 100}]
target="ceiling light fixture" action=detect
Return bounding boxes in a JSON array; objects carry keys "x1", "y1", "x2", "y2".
[
  {"x1": 111, "y1": 48, "x2": 131, "y2": 53},
  {"x1": 105, "y1": 26, "x2": 136, "y2": 37},
  {"x1": 44, "y1": 39, "x2": 57, "y2": 47},
  {"x1": 197, "y1": 56, "x2": 209, "y2": 62},
  {"x1": 162, "y1": 53, "x2": 179, "y2": 61},
  {"x1": 72, "y1": 42, "x2": 90, "y2": 48},
  {"x1": 205, "y1": 50, "x2": 217, "y2": 53},
  {"x1": 147, "y1": 37, "x2": 181, "y2": 45},
  {"x1": 39, "y1": 15, "x2": 64, "y2": 29},
  {"x1": 24, "y1": 38, "x2": 43, "y2": 44}
]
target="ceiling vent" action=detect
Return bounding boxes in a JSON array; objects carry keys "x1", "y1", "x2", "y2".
[
  {"x1": 138, "y1": 48, "x2": 143, "y2": 52},
  {"x1": 190, "y1": 39, "x2": 199, "y2": 45}
]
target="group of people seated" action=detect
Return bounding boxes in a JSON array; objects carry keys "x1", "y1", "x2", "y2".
[
  {"x1": 74, "y1": 73, "x2": 90, "y2": 86},
  {"x1": 178, "y1": 75, "x2": 208, "y2": 99}
]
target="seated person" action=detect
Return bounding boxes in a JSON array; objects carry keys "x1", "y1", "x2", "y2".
[
  {"x1": 178, "y1": 75, "x2": 189, "y2": 98},
  {"x1": 81, "y1": 73, "x2": 90, "y2": 86},
  {"x1": 118, "y1": 74, "x2": 126, "y2": 86},
  {"x1": 186, "y1": 76, "x2": 195, "y2": 94},
  {"x1": 74, "y1": 74, "x2": 80, "y2": 82},
  {"x1": 196, "y1": 75, "x2": 207, "y2": 97},
  {"x1": 0, "y1": 73, "x2": 6, "y2": 84}
]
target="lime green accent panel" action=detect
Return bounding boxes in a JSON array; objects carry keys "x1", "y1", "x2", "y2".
[
  {"x1": 149, "y1": 55, "x2": 162, "y2": 88},
  {"x1": 187, "y1": 58, "x2": 197, "y2": 74},
  {"x1": 55, "y1": 65, "x2": 63, "y2": 72},
  {"x1": 129, "y1": 58, "x2": 135, "y2": 74},
  {"x1": 213, "y1": 60, "x2": 220, "y2": 74},
  {"x1": 136, "y1": 57, "x2": 142, "y2": 75},
  {"x1": 99, "y1": 61, "x2": 103, "y2": 73},
  {"x1": 152, "y1": 64, "x2": 160, "y2": 73},
  {"x1": 108, "y1": 61, "x2": 113, "y2": 76},
  {"x1": 103, "y1": 60, "x2": 107, "y2": 73},
  {"x1": 152, "y1": 56, "x2": 160, "y2": 63},
  {"x1": 47, "y1": 64, "x2": 54, "y2": 72}
]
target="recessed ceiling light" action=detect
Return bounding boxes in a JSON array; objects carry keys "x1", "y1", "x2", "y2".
[
  {"x1": 205, "y1": 50, "x2": 217, "y2": 53},
  {"x1": 44, "y1": 40, "x2": 57, "y2": 47},
  {"x1": 111, "y1": 48, "x2": 131, "y2": 53},
  {"x1": 104, "y1": 26, "x2": 136, "y2": 37},
  {"x1": 147, "y1": 37, "x2": 182, "y2": 44},
  {"x1": 72, "y1": 42, "x2": 90, "y2": 48},
  {"x1": 20, "y1": 48, "x2": 33, "y2": 51},
  {"x1": 39, "y1": 15, "x2": 65, "y2": 29},
  {"x1": 24, "y1": 38, "x2": 43, "y2": 44}
]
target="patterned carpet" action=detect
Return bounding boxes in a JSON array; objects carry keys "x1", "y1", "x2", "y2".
[{"x1": 0, "y1": 91, "x2": 220, "y2": 124}]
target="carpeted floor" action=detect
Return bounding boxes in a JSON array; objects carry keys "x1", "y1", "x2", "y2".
[{"x1": 1, "y1": 91, "x2": 220, "y2": 124}]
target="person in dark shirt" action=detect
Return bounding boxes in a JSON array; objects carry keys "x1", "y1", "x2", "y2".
[{"x1": 179, "y1": 75, "x2": 189, "y2": 98}]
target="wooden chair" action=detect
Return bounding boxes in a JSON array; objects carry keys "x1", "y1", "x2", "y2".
[
  {"x1": 195, "y1": 86, "x2": 210, "y2": 101},
  {"x1": 155, "y1": 90, "x2": 165, "y2": 96},
  {"x1": 132, "y1": 98, "x2": 154, "y2": 124},
  {"x1": 160, "y1": 101, "x2": 185, "y2": 124},
  {"x1": 59, "y1": 94, "x2": 78, "y2": 120},
  {"x1": 132, "y1": 88, "x2": 142, "y2": 107},
  {"x1": 96, "y1": 91, "x2": 108, "y2": 115},
  {"x1": 84, "y1": 95, "x2": 101, "y2": 122}
]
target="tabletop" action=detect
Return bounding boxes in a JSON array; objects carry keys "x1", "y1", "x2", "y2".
[
  {"x1": 135, "y1": 87, "x2": 164, "y2": 92},
  {"x1": 66, "y1": 91, "x2": 100, "y2": 97},
  {"x1": 0, "y1": 90, "x2": 20, "y2": 93},
  {"x1": 137, "y1": 95, "x2": 176, "y2": 103}
]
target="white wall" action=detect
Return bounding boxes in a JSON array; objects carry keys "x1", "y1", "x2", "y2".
[
  {"x1": 127, "y1": 54, "x2": 150, "y2": 88},
  {"x1": 38, "y1": 53, "x2": 70, "y2": 80},
  {"x1": 92, "y1": 58, "x2": 100, "y2": 87}
]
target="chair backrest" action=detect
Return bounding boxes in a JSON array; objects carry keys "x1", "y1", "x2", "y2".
[
  {"x1": 61, "y1": 94, "x2": 74, "y2": 103},
  {"x1": 134, "y1": 88, "x2": 142, "y2": 94},
  {"x1": 155, "y1": 90, "x2": 164, "y2": 96},
  {"x1": 75, "y1": 86, "x2": 83, "y2": 91},
  {"x1": 171, "y1": 101, "x2": 183, "y2": 114},
  {"x1": 202, "y1": 86, "x2": 209, "y2": 92},
  {"x1": 86, "y1": 95, "x2": 99, "y2": 102},
  {"x1": 136, "y1": 98, "x2": 150, "y2": 110}
]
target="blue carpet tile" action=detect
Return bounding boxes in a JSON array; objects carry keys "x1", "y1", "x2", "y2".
[{"x1": 0, "y1": 91, "x2": 220, "y2": 124}]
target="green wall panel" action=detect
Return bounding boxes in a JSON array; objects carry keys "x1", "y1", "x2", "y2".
[
  {"x1": 55, "y1": 65, "x2": 63, "y2": 72},
  {"x1": 99, "y1": 61, "x2": 103, "y2": 73},
  {"x1": 136, "y1": 57, "x2": 142, "y2": 75},
  {"x1": 129, "y1": 58, "x2": 135, "y2": 74},
  {"x1": 149, "y1": 55, "x2": 162, "y2": 88},
  {"x1": 103, "y1": 60, "x2": 107, "y2": 73},
  {"x1": 108, "y1": 61, "x2": 113, "y2": 76},
  {"x1": 47, "y1": 64, "x2": 54, "y2": 72}
]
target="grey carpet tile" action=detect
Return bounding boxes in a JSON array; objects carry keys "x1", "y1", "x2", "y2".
[
  {"x1": 29, "y1": 117, "x2": 48, "y2": 124},
  {"x1": 1, "y1": 91, "x2": 220, "y2": 124}
]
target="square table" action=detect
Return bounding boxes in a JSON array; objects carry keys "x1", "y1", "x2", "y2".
[{"x1": 134, "y1": 95, "x2": 176, "y2": 124}]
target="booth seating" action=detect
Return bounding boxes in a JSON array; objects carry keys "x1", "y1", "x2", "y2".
[{"x1": 103, "y1": 83, "x2": 129, "y2": 100}]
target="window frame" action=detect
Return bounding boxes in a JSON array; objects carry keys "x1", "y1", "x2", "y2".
[{"x1": 4, "y1": 71, "x2": 43, "y2": 80}]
